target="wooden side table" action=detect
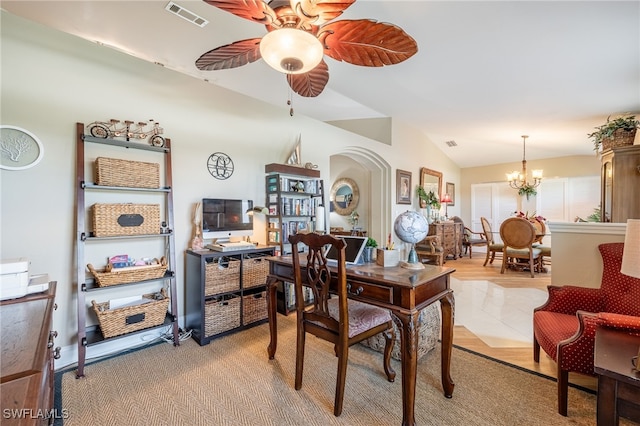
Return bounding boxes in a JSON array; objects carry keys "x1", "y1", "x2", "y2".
[{"x1": 594, "y1": 326, "x2": 640, "y2": 426}]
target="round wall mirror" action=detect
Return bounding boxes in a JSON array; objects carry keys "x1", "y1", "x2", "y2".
[{"x1": 330, "y1": 178, "x2": 359, "y2": 216}]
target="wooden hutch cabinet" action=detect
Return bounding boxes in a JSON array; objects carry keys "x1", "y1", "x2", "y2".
[
  {"x1": 428, "y1": 222, "x2": 463, "y2": 260},
  {"x1": 600, "y1": 145, "x2": 640, "y2": 223}
]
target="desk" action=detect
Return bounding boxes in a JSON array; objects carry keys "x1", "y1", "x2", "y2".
[
  {"x1": 594, "y1": 326, "x2": 640, "y2": 425},
  {"x1": 266, "y1": 257, "x2": 456, "y2": 426}
]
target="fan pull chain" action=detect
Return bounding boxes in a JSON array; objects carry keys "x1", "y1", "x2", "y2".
[{"x1": 287, "y1": 85, "x2": 294, "y2": 116}]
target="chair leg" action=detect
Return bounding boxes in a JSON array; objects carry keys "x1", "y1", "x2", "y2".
[
  {"x1": 484, "y1": 250, "x2": 490, "y2": 266},
  {"x1": 334, "y1": 344, "x2": 349, "y2": 416},
  {"x1": 533, "y1": 335, "x2": 540, "y2": 362},
  {"x1": 557, "y1": 367, "x2": 569, "y2": 416},
  {"x1": 500, "y1": 253, "x2": 507, "y2": 274},
  {"x1": 295, "y1": 325, "x2": 306, "y2": 391},
  {"x1": 382, "y1": 326, "x2": 396, "y2": 382},
  {"x1": 529, "y1": 254, "x2": 535, "y2": 278},
  {"x1": 469, "y1": 246, "x2": 472, "y2": 258}
]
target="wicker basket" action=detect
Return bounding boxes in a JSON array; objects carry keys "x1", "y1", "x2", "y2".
[
  {"x1": 205, "y1": 257, "x2": 240, "y2": 296},
  {"x1": 243, "y1": 291, "x2": 267, "y2": 324},
  {"x1": 92, "y1": 289, "x2": 169, "y2": 338},
  {"x1": 602, "y1": 128, "x2": 637, "y2": 151},
  {"x1": 95, "y1": 157, "x2": 160, "y2": 188},
  {"x1": 91, "y1": 203, "x2": 160, "y2": 237},
  {"x1": 204, "y1": 295, "x2": 240, "y2": 336},
  {"x1": 242, "y1": 256, "x2": 270, "y2": 289},
  {"x1": 87, "y1": 257, "x2": 167, "y2": 287}
]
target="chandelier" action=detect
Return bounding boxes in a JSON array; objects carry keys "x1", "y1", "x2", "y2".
[{"x1": 506, "y1": 135, "x2": 543, "y2": 198}]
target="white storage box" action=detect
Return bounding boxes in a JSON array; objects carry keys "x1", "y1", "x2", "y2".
[{"x1": 0, "y1": 258, "x2": 29, "y2": 300}]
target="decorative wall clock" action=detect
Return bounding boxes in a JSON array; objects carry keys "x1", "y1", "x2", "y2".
[
  {"x1": 207, "y1": 152, "x2": 234, "y2": 180},
  {"x1": 0, "y1": 125, "x2": 44, "y2": 170}
]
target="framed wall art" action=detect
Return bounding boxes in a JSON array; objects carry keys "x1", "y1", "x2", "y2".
[
  {"x1": 0, "y1": 125, "x2": 44, "y2": 170},
  {"x1": 396, "y1": 169, "x2": 412, "y2": 204},
  {"x1": 446, "y1": 182, "x2": 455, "y2": 206}
]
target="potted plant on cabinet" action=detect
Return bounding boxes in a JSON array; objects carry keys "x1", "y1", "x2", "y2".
[
  {"x1": 417, "y1": 186, "x2": 440, "y2": 223},
  {"x1": 588, "y1": 113, "x2": 639, "y2": 153}
]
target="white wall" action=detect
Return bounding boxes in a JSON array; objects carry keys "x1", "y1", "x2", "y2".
[{"x1": 0, "y1": 12, "x2": 454, "y2": 367}]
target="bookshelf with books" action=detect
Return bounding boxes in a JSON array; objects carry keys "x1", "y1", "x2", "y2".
[{"x1": 264, "y1": 163, "x2": 325, "y2": 256}]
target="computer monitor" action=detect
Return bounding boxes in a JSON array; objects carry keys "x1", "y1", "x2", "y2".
[{"x1": 324, "y1": 236, "x2": 368, "y2": 266}]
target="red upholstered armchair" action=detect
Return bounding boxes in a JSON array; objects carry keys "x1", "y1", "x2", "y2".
[{"x1": 533, "y1": 242, "x2": 640, "y2": 416}]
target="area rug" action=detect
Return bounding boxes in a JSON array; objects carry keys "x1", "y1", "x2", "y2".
[{"x1": 56, "y1": 314, "x2": 611, "y2": 426}]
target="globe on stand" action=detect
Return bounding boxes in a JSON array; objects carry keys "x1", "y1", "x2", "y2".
[{"x1": 393, "y1": 210, "x2": 429, "y2": 270}]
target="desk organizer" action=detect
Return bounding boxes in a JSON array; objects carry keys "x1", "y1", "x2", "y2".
[
  {"x1": 87, "y1": 257, "x2": 167, "y2": 287},
  {"x1": 95, "y1": 157, "x2": 160, "y2": 188},
  {"x1": 91, "y1": 203, "x2": 160, "y2": 237},
  {"x1": 92, "y1": 289, "x2": 168, "y2": 338},
  {"x1": 376, "y1": 249, "x2": 399, "y2": 267}
]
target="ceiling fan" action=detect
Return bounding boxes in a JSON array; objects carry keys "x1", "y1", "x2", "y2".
[{"x1": 195, "y1": 0, "x2": 418, "y2": 98}]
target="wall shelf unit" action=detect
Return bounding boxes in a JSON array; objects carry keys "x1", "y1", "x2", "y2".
[{"x1": 74, "y1": 123, "x2": 180, "y2": 378}]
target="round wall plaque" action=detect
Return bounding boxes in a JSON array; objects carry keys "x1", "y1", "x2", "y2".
[
  {"x1": 0, "y1": 125, "x2": 44, "y2": 170},
  {"x1": 207, "y1": 152, "x2": 234, "y2": 180}
]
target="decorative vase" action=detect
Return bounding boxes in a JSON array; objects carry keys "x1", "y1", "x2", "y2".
[{"x1": 425, "y1": 206, "x2": 434, "y2": 224}]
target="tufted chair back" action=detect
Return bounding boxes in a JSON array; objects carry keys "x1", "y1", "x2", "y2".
[{"x1": 599, "y1": 242, "x2": 640, "y2": 315}]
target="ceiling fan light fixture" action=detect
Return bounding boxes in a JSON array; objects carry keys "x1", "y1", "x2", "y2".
[{"x1": 259, "y1": 28, "x2": 323, "y2": 74}]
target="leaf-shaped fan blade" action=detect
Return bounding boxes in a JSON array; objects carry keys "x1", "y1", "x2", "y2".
[
  {"x1": 196, "y1": 38, "x2": 262, "y2": 71},
  {"x1": 287, "y1": 60, "x2": 329, "y2": 97},
  {"x1": 204, "y1": 0, "x2": 277, "y2": 25},
  {"x1": 319, "y1": 19, "x2": 418, "y2": 66},
  {"x1": 291, "y1": 0, "x2": 355, "y2": 25}
]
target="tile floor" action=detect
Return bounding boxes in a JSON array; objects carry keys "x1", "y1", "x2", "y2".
[{"x1": 450, "y1": 277, "x2": 548, "y2": 348}]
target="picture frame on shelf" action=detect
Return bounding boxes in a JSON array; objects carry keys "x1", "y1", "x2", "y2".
[
  {"x1": 396, "y1": 169, "x2": 412, "y2": 204},
  {"x1": 445, "y1": 182, "x2": 455, "y2": 206}
]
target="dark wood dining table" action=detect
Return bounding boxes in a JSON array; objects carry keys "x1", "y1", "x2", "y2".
[{"x1": 265, "y1": 256, "x2": 456, "y2": 426}]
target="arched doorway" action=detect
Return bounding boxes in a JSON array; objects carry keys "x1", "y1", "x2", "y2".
[{"x1": 329, "y1": 147, "x2": 392, "y2": 245}]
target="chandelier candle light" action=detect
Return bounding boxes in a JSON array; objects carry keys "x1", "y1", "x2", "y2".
[{"x1": 507, "y1": 135, "x2": 543, "y2": 199}]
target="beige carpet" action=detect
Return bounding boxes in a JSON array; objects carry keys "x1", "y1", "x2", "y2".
[{"x1": 58, "y1": 314, "x2": 608, "y2": 426}]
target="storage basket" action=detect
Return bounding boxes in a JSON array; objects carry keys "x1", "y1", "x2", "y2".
[
  {"x1": 243, "y1": 291, "x2": 267, "y2": 324},
  {"x1": 205, "y1": 257, "x2": 240, "y2": 296},
  {"x1": 87, "y1": 257, "x2": 167, "y2": 287},
  {"x1": 92, "y1": 289, "x2": 169, "y2": 338},
  {"x1": 95, "y1": 157, "x2": 160, "y2": 188},
  {"x1": 602, "y1": 128, "x2": 637, "y2": 151},
  {"x1": 91, "y1": 203, "x2": 160, "y2": 237},
  {"x1": 242, "y1": 256, "x2": 270, "y2": 289},
  {"x1": 204, "y1": 295, "x2": 240, "y2": 336}
]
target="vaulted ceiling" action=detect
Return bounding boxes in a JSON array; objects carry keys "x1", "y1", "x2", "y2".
[{"x1": 2, "y1": 1, "x2": 638, "y2": 168}]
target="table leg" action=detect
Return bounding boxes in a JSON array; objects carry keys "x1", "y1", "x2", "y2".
[
  {"x1": 597, "y1": 375, "x2": 618, "y2": 425},
  {"x1": 392, "y1": 310, "x2": 419, "y2": 426},
  {"x1": 266, "y1": 276, "x2": 279, "y2": 359},
  {"x1": 440, "y1": 291, "x2": 455, "y2": 397}
]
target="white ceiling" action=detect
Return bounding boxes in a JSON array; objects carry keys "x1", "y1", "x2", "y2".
[{"x1": 2, "y1": 1, "x2": 639, "y2": 168}]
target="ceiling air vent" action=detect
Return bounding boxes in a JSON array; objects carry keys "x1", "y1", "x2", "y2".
[
  {"x1": 445, "y1": 140, "x2": 458, "y2": 147},
  {"x1": 165, "y1": 2, "x2": 209, "y2": 28}
]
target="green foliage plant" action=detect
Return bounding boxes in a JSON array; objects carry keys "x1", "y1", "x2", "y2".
[{"x1": 588, "y1": 114, "x2": 639, "y2": 152}]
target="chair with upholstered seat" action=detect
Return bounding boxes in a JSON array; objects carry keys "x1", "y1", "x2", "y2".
[
  {"x1": 288, "y1": 233, "x2": 396, "y2": 416},
  {"x1": 415, "y1": 235, "x2": 444, "y2": 266},
  {"x1": 531, "y1": 218, "x2": 551, "y2": 269},
  {"x1": 480, "y1": 217, "x2": 503, "y2": 266},
  {"x1": 533, "y1": 243, "x2": 640, "y2": 416},
  {"x1": 499, "y1": 217, "x2": 543, "y2": 278},
  {"x1": 451, "y1": 216, "x2": 486, "y2": 258}
]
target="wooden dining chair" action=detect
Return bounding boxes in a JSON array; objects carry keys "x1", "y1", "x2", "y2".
[
  {"x1": 288, "y1": 233, "x2": 396, "y2": 416},
  {"x1": 499, "y1": 217, "x2": 543, "y2": 278},
  {"x1": 480, "y1": 217, "x2": 504, "y2": 266},
  {"x1": 451, "y1": 216, "x2": 486, "y2": 258}
]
